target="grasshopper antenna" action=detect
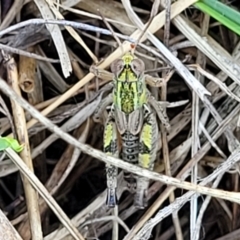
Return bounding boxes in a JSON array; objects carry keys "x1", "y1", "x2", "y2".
[
  {"x1": 130, "y1": 0, "x2": 161, "y2": 54},
  {"x1": 98, "y1": 9, "x2": 123, "y2": 53}
]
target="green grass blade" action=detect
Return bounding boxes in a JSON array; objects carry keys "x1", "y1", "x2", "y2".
[
  {"x1": 200, "y1": 0, "x2": 240, "y2": 26},
  {"x1": 195, "y1": 1, "x2": 240, "y2": 36}
]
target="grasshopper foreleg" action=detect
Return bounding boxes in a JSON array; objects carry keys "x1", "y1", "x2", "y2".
[
  {"x1": 93, "y1": 93, "x2": 113, "y2": 124},
  {"x1": 145, "y1": 68, "x2": 174, "y2": 87},
  {"x1": 147, "y1": 94, "x2": 171, "y2": 131}
]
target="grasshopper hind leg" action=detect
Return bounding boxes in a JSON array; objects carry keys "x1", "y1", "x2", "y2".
[
  {"x1": 135, "y1": 106, "x2": 158, "y2": 209},
  {"x1": 134, "y1": 177, "x2": 149, "y2": 209},
  {"x1": 106, "y1": 164, "x2": 118, "y2": 207},
  {"x1": 104, "y1": 112, "x2": 119, "y2": 208},
  {"x1": 123, "y1": 171, "x2": 137, "y2": 193}
]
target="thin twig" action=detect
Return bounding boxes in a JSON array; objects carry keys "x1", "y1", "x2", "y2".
[
  {"x1": 98, "y1": 10, "x2": 122, "y2": 48},
  {"x1": 0, "y1": 43, "x2": 60, "y2": 62},
  {"x1": 4, "y1": 53, "x2": 43, "y2": 240},
  {"x1": 190, "y1": 13, "x2": 209, "y2": 239}
]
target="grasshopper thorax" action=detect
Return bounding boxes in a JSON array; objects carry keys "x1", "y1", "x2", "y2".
[{"x1": 111, "y1": 52, "x2": 147, "y2": 114}]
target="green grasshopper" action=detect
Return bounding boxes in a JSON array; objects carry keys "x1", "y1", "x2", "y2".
[
  {"x1": 91, "y1": 4, "x2": 173, "y2": 209},
  {"x1": 93, "y1": 50, "x2": 171, "y2": 209}
]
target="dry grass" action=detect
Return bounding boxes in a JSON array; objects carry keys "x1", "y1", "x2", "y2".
[{"x1": 0, "y1": 0, "x2": 239, "y2": 240}]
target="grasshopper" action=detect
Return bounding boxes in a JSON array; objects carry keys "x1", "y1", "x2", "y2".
[
  {"x1": 91, "y1": 5, "x2": 173, "y2": 209},
  {"x1": 92, "y1": 49, "x2": 171, "y2": 209}
]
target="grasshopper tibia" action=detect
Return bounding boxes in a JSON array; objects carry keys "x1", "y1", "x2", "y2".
[{"x1": 106, "y1": 187, "x2": 118, "y2": 208}]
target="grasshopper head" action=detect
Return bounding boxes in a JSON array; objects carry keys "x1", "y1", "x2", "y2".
[
  {"x1": 121, "y1": 52, "x2": 135, "y2": 66},
  {"x1": 111, "y1": 52, "x2": 145, "y2": 82}
]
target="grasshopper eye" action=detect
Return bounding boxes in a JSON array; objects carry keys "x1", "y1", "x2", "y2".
[
  {"x1": 131, "y1": 59, "x2": 145, "y2": 75},
  {"x1": 111, "y1": 59, "x2": 124, "y2": 74}
]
